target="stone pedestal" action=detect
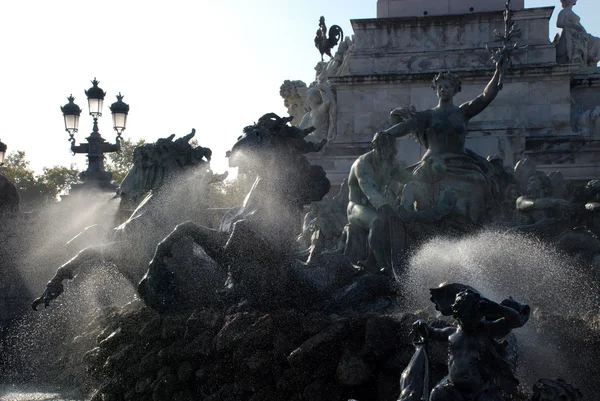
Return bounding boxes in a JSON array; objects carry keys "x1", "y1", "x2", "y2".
[
  {"x1": 534, "y1": 70, "x2": 600, "y2": 180},
  {"x1": 377, "y1": 0, "x2": 524, "y2": 18},
  {"x1": 315, "y1": 7, "x2": 571, "y2": 185},
  {"x1": 349, "y1": 7, "x2": 555, "y2": 74},
  {"x1": 304, "y1": 4, "x2": 600, "y2": 187}
]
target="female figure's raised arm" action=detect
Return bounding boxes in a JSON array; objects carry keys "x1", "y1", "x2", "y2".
[{"x1": 460, "y1": 57, "x2": 504, "y2": 119}]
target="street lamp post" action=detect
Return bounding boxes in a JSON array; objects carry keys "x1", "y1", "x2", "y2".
[{"x1": 61, "y1": 78, "x2": 129, "y2": 191}]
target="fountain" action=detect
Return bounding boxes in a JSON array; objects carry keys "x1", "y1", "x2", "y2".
[
  {"x1": 3, "y1": 112, "x2": 598, "y2": 400},
  {"x1": 1, "y1": 1, "x2": 600, "y2": 400}
]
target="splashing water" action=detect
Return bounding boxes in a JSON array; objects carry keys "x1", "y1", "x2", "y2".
[
  {"x1": 403, "y1": 229, "x2": 598, "y2": 312},
  {"x1": 0, "y1": 385, "x2": 85, "y2": 400},
  {"x1": 2, "y1": 264, "x2": 138, "y2": 386},
  {"x1": 401, "y1": 229, "x2": 600, "y2": 397},
  {"x1": 1, "y1": 166, "x2": 221, "y2": 396}
]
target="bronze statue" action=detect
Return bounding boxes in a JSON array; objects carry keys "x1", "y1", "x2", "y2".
[
  {"x1": 509, "y1": 173, "x2": 582, "y2": 239},
  {"x1": 532, "y1": 379, "x2": 583, "y2": 401},
  {"x1": 118, "y1": 129, "x2": 214, "y2": 209},
  {"x1": 32, "y1": 133, "x2": 226, "y2": 310},
  {"x1": 398, "y1": 320, "x2": 430, "y2": 401},
  {"x1": 224, "y1": 113, "x2": 330, "y2": 241},
  {"x1": 554, "y1": 180, "x2": 600, "y2": 262},
  {"x1": 142, "y1": 113, "x2": 331, "y2": 311},
  {"x1": 513, "y1": 172, "x2": 558, "y2": 227},
  {"x1": 507, "y1": 179, "x2": 600, "y2": 267},
  {"x1": 398, "y1": 155, "x2": 468, "y2": 240},
  {"x1": 556, "y1": 0, "x2": 600, "y2": 67},
  {"x1": 314, "y1": 16, "x2": 344, "y2": 62},
  {"x1": 382, "y1": 54, "x2": 507, "y2": 224},
  {"x1": 400, "y1": 155, "x2": 458, "y2": 224},
  {"x1": 345, "y1": 132, "x2": 412, "y2": 275},
  {"x1": 299, "y1": 179, "x2": 349, "y2": 251},
  {"x1": 0, "y1": 173, "x2": 20, "y2": 215},
  {"x1": 409, "y1": 283, "x2": 530, "y2": 401}
]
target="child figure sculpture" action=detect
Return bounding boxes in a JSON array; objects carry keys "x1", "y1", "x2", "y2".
[{"x1": 410, "y1": 284, "x2": 530, "y2": 401}]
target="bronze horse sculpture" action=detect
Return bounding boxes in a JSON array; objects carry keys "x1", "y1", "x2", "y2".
[
  {"x1": 33, "y1": 114, "x2": 333, "y2": 312},
  {"x1": 139, "y1": 113, "x2": 333, "y2": 312},
  {"x1": 32, "y1": 131, "x2": 225, "y2": 310}
]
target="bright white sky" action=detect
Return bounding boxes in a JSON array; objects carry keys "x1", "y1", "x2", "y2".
[{"x1": 0, "y1": 0, "x2": 598, "y2": 175}]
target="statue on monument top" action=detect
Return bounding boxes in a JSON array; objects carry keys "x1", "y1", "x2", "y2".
[
  {"x1": 556, "y1": 0, "x2": 600, "y2": 67},
  {"x1": 314, "y1": 16, "x2": 344, "y2": 62}
]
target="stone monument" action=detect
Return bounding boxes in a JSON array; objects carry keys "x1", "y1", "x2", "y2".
[
  {"x1": 377, "y1": 0, "x2": 524, "y2": 18},
  {"x1": 294, "y1": 0, "x2": 600, "y2": 186}
]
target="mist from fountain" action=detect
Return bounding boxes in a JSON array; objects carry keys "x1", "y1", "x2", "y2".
[
  {"x1": 1, "y1": 166, "x2": 226, "y2": 399},
  {"x1": 19, "y1": 191, "x2": 121, "y2": 293},
  {"x1": 401, "y1": 229, "x2": 600, "y2": 397},
  {"x1": 3, "y1": 266, "x2": 137, "y2": 383},
  {"x1": 0, "y1": 191, "x2": 125, "y2": 400},
  {"x1": 3, "y1": 126, "x2": 598, "y2": 400}
]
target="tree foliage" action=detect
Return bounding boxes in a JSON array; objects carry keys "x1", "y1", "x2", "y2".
[
  {"x1": 1, "y1": 138, "x2": 240, "y2": 211},
  {"x1": 208, "y1": 174, "x2": 251, "y2": 209},
  {"x1": 2, "y1": 151, "x2": 79, "y2": 207},
  {"x1": 40, "y1": 165, "x2": 81, "y2": 195}
]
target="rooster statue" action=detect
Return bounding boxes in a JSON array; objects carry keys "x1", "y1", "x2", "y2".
[{"x1": 314, "y1": 16, "x2": 344, "y2": 62}]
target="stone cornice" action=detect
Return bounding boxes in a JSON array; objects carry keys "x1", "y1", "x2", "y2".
[
  {"x1": 330, "y1": 64, "x2": 576, "y2": 86},
  {"x1": 351, "y1": 6, "x2": 554, "y2": 29},
  {"x1": 350, "y1": 44, "x2": 555, "y2": 59},
  {"x1": 322, "y1": 142, "x2": 371, "y2": 155},
  {"x1": 571, "y1": 69, "x2": 600, "y2": 88}
]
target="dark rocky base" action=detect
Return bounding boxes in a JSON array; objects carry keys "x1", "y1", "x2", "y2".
[{"x1": 9, "y1": 300, "x2": 599, "y2": 401}]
